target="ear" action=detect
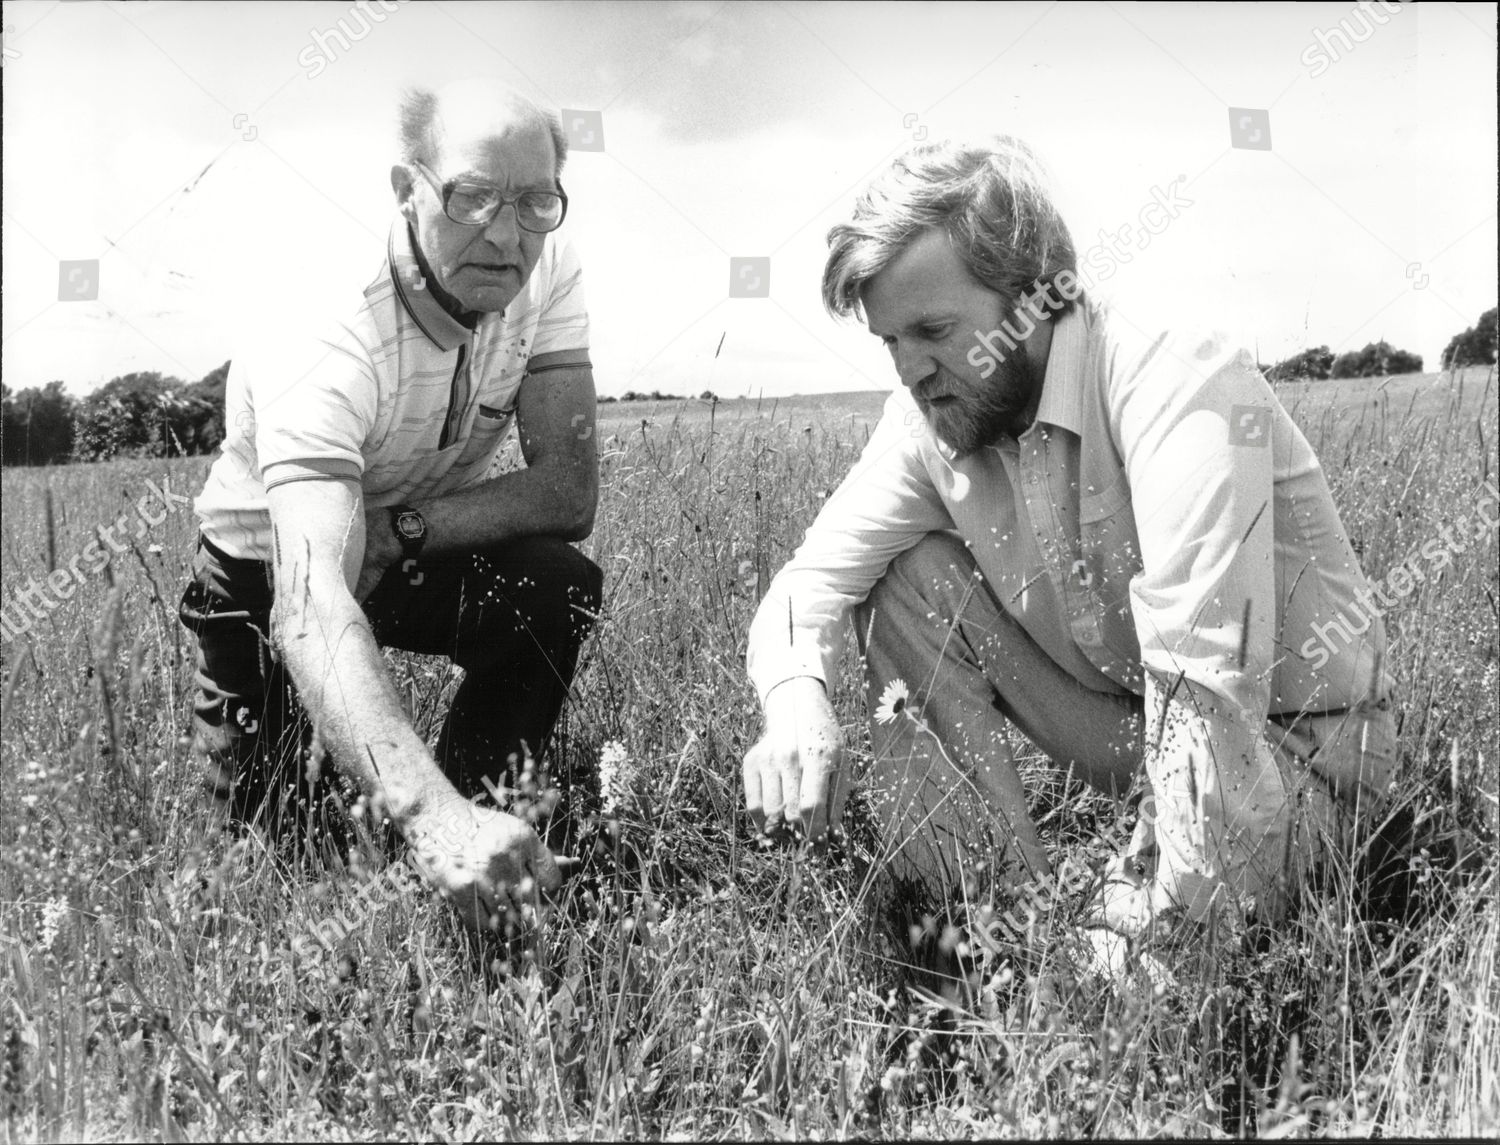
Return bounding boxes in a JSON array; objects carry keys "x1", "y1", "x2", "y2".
[{"x1": 391, "y1": 164, "x2": 417, "y2": 225}]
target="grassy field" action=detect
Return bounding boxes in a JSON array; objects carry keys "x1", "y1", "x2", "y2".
[{"x1": 1, "y1": 366, "x2": 1497, "y2": 1139}]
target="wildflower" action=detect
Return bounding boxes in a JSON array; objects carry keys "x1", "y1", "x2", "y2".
[
  {"x1": 39, "y1": 896, "x2": 67, "y2": 950},
  {"x1": 598, "y1": 740, "x2": 633, "y2": 815},
  {"x1": 874, "y1": 678, "x2": 910, "y2": 725}
]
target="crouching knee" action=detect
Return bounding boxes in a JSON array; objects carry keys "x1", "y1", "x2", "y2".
[
  {"x1": 501, "y1": 536, "x2": 603, "y2": 635},
  {"x1": 856, "y1": 531, "x2": 979, "y2": 648}
]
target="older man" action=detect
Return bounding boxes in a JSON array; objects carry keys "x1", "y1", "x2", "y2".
[
  {"x1": 179, "y1": 80, "x2": 600, "y2": 929},
  {"x1": 742, "y1": 136, "x2": 1396, "y2": 974}
]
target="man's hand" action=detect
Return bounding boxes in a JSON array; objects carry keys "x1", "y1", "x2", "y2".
[
  {"x1": 742, "y1": 677, "x2": 847, "y2": 843},
  {"x1": 407, "y1": 795, "x2": 562, "y2": 931},
  {"x1": 355, "y1": 505, "x2": 400, "y2": 603}
]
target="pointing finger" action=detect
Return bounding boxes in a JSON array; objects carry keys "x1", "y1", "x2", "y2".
[
  {"x1": 743, "y1": 751, "x2": 766, "y2": 831},
  {"x1": 827, "y1": 761, "x2": 850, "y2": 841},
  {"x1": 798, "y1": 747, "x2": 833, "y2": 843},
  {"x1": 760, "y1": 765, "x2": 785, "y2": 835}
]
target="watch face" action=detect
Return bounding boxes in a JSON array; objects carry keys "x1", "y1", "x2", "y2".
[{"x1": 395, "y1": 512, "x2": 425, "y2": 541}]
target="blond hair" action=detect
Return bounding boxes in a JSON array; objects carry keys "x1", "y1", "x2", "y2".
[{"x1": 823, "y1": 136, "x2": 1077, "y2": 319}]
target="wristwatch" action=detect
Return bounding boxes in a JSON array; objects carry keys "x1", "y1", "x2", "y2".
[{"x1": 389, "y1": 505, "x2": 427, "y2": 559}]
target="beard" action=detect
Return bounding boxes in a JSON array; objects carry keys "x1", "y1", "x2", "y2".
[{"x1": 919, "y1": 355, "x2": 1040, "y2": 457}]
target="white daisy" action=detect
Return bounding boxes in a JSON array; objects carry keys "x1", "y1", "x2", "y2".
[{"x1": 874, "y1": 678, "x2": 911, "y2": 725}]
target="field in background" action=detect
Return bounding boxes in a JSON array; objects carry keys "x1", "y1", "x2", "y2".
[{"x1": 1, "y1": 367, "x2": 1496, "y2": 1139}]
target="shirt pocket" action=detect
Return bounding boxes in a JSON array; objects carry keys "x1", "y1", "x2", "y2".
[
  {"x1": 1078, "y1": 470, "x2": 1138, "y2": 583},
  {"x1": 452, "y1": 404, "x2": 513, "y2": 471}
]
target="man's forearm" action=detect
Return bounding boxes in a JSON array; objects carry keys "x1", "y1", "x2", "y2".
[
  {"x1": 272, "y1": 584, "x2": 454, "y2": 829},
  {"x1": 423, "y1": 461, "x2": 595, "y2": 554},
  {"x1": 746, "y1": 574, "x2": 848, "y2": 707}
]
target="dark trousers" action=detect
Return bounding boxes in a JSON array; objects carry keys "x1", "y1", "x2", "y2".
[{"x1": 177, "y1": 533, "x2": 602, "y2": 845}]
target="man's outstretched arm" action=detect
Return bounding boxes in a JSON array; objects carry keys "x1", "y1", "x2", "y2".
[
  {"x1": 744, "y1": 388, "x2": 952, "y2": 840},
  {"x1": 266, "y1": 477, "x2": 560, "y2": 924}
]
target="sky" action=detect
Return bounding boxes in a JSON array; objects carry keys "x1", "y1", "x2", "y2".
[{"x1": 2, "y1": 0, "x2": 1496, "y2": 399}]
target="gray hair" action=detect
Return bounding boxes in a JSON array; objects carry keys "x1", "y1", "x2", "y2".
[
  {"x1": 823, "y1": 135, "x2": 1077, "y2": 319},
  {"x1": 398, "y1": 84, "x2": 568, "y2": 180}
]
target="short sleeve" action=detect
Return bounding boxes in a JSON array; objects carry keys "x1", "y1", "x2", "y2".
[
  {"x1": 247, "y1": 321, "x2": 380, "y2": 489},
  {"x1": 527, "y1": 234, "x2": 590, "y2": 363}
]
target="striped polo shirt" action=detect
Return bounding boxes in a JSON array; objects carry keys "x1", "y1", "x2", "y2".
[{"x1": 194, "y1": 218, "x2": 591, "y2": 560}]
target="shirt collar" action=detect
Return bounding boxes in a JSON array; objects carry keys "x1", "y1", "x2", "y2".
[
  {"x1": 387, "y1": 218, "x2": 474, "y2": 353},
  {"x1": 1030, "y1": 300, "x2": 1099, "y2": 437}
]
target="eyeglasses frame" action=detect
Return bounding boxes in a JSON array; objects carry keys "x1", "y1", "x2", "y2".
[{"x1": 411, "y1": 159, "x2": 569, "y2": 233}]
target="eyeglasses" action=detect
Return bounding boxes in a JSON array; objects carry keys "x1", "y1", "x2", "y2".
[{"x1": 412, "y1": 160, "x2": 568, "y2": 233}]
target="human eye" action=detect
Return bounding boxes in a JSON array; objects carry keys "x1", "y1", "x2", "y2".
[
  {"x1": 517, "y1": 191, "x2": 563, "y2": 224},
  {"x1": 448, "y1": 183, "x2": 499, "y2": 217},
  {"x1": 918, "y1": 322, "x2": 952, "y2": 341}
]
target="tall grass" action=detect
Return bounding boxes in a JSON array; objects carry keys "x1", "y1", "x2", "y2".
[{"x1": 2, "y1": 369, "x2": 1496, "y2": 1139}]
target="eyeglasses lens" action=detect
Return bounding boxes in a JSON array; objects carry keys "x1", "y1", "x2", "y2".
[{"x1": 447, "y1": 185, "x2": 563, "y2": 232}]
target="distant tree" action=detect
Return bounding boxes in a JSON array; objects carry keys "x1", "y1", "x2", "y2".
[
  {"x1": 160, "y1": 388, "x2": 224, "y2": 456},
  {"x1": 1265, "y1": 345, "x2": 1335, "y2": 382},
  {"x1": 189, "y1": 358, "x2": 231, "y2": 403},
  {"x1": 699, "y1": 389, "x2": 719, "y2": 403},
  {"x1": 597, "y1": 394, "x2": 617, "y2": 403},
  {"x1": 1, "y1": 381, "x2": 77, "y2": 466},
  {"x1": 1389, "y1": 347, "x2": 1423, "y2": 374},
  {"x1": 70, "y1": 364, "x2": 232, "y2": 461},
  {"x1": 1440, "y1": 307, "x2": 1498, "y2": 369},
  {"x1": 1330, "y1": 340, "x2": 1423, "y2": 379},
  {"x1": 72, "y1": 371, "x2": 184, "y2": 461},
  {"x1": 176, "y1": 359, "x2": 232, "y2": 454}
]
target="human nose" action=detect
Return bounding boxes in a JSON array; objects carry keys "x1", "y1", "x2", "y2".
[
  {"x1": 480, "y1": 200, "x2": 523, "y2": 249},
  {"x1": 891, "y1": 340, "x2": 936, "y2": 389}
]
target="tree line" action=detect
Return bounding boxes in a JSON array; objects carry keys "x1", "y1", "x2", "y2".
[
  {"x1": 3, "y1": 309, "x2": 1493, "y2": 467},
  {"x1": 2, "y1": 363, "x2": 230, "y2": 468},
  {"x1": 1262, "y1": 308, "x2": 1496, "y2": 384}
]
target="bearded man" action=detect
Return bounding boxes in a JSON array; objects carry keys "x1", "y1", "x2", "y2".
[{"x1": 740, "y1": 136, "x2": 1396, "y2": 979}]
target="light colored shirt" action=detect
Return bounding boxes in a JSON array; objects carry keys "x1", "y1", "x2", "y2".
[
  {"x1": 194, "y1": 219, "x2": 591, "y2": 560},
  {"x1": 748, "y1": 299, "x2": 1391, "y2": 916}
]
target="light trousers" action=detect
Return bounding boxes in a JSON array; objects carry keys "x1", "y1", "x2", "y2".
[{"x1": 852, "y1": 532, "x2": 1397, "y2": 935}]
